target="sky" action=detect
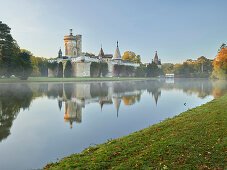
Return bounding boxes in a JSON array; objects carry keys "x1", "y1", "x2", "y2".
[{"x1": 0, "y1": 0, "x2": 226, "y2": 63}]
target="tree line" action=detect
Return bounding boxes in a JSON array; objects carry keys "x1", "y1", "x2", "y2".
[{"x1": 0, "y1": 21, "x2": 48, "y2": 79}]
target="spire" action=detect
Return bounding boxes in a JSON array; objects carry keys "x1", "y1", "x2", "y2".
[
  {"x1": 58, "y1": 48, "x2": 62, "y2": 58},
  {"x1": 113, "y1": 41, "x2": 122, "y2": 60},
  {"x1": 98, "y1": 45, "x2": 104, "y2": 57},
  {"x1": 154, "y1": 51, "x2": 159, "y2": 64},
  {"x1": 69, "y1": 29, "x2": 73, "y2": 36}
]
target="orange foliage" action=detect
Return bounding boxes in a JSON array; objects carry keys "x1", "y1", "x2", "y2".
[{"x1": 213, "y1": 48, "x2": 227, "y2": 72}]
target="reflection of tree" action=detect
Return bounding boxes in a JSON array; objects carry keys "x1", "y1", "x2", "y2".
[
  {"x1": 122, "y1": 93, "x2": 142, "y2": 106},
  {"x1": 0, "y1": 84, "x2": 33, "y2": 142},
  {"x1": 163, "y1": 79, "x2": 213, "y2": 98},
  {"x1": 212, "y1": 80, "x2": 227, "y2": 98}
]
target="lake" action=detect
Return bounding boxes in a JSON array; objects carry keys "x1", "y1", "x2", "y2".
[{"x1": 0, "y1": 79, "x2": 226, "y2": 170}]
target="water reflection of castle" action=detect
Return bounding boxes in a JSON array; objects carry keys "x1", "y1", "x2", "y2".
[
  {"x1": 47, "y1": 81, "x2": 162, "y2": 128},
  {"x1": 0, "y1": 80, "x2": 225, "y2": 142}
]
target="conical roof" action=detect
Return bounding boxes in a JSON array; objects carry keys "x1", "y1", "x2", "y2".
[
  {"x1": 98, "y1": 47, "x2": 104, "y2": 57},
  {"x1": 113, "y1": 41, "x2": 122, "y2": 60},
  {"x1": 154, "y1": 51, "x2": 159, "y2": 63}
]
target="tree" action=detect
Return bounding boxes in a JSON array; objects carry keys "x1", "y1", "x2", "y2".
[
  {"x1": 211, "y1": 46, "x2": 227, "y2": 79},
  {"x1": 122, "y1": 51, "x2": 139, "y2": 63},
  {"x1": 64, "y1": 60, "x2": 72, "y2": 78},
  {"x1": 135, "y1": 65, "x2": 147, "y2": 77},
  {"x1": 47, "y1": 61, "x2": 58, "y2": 70},
  {"x1": 114, "y1": 65, "x2": 124, "y2": 77},
  {"x1": 125, "y1": 66, "x2": 135, "y2": 76},
  {"x1": 85, "y1": 52, "x2": 95, "y2": 57},
  {"x1": 162, "y1": 63, "x2": 174, "y2": 74},
  {"x1": 57, "y1": 62, "x2": 63, "y2": 78},
  {"x1": 147, "y1": 63, "x2": 160, "y2": 77},
  {"x1": 0, "y1": 21, "x2": 20, "y2": 77},
  {"x1": 90, "y1": 62, "x2": 101, "y2": 77},
  {"x1": 17, "y1": 51, "x2": 33, "y2": 80},
  {"x1": 136, "y1": 55, "x2": 142, "y2": 64},
  {"x1": 100, "y1": 62, "x2": 108, "y2": 77}
]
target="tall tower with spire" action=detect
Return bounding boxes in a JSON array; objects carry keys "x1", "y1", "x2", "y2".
[
  {"x1": 113, "y1": 41, "x2": 122, "y2": 62},
  {"x1": 153, "y1": 51, "x2": 162, "y2": 68}
]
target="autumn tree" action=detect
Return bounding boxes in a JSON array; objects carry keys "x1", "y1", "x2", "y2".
[
  {"x1": 122, "y1": 51, "x2": 141, "y2": 63},
  {"x1": 211, "y1": 44, "x2": 227, "y2": 79}
]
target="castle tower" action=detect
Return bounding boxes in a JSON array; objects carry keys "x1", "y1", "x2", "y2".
[
  {"x1": 113, "y1": 41, "x2": 122, "y2": 61},
  {"x1": 64, "y1": 29, "x2": 82, "y2": 58}
]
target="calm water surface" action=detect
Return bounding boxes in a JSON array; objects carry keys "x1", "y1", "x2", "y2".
[{"x1": 0, "y1": 79, "x2": 226, "y2": 170}]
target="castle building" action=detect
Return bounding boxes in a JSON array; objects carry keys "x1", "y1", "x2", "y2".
[{"x1": 48, "y1": 29, "x2": 139, "y2": 77}]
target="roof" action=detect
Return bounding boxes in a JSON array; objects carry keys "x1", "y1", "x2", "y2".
[
  {"x1": 113, "y1": 41, "x2": 122, "y2": 60},
  {"x1": 154, "y1": 51, "x2": 158, "y2": 61},
  {"x1": 102, "y1": 54, "x2": 113, "y2": 58},
  {"x1": 98, "y1": 47, "x2": 104, "y2": 57}
]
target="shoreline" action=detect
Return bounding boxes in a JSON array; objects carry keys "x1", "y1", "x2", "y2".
[
  {"x1": 44, "y1": 94, "x2": 226, "y2": 169},
  {"x1": 0, "y1": 77, "x2": 157, "y2": 83}
]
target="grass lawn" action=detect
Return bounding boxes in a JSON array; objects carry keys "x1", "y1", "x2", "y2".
[
  {"x1": 0, "y1": 77, "x2": 155, "y2": 83},
  {"x1": 44, "y1": 94, "x2": 227, "y2": 169}
]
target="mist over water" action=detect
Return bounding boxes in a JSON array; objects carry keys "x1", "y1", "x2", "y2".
[{"x1": 0, "y1": 79, "x2": 226, "y2": 170}]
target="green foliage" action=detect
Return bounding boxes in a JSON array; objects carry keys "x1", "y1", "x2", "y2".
[
  {"x1": 114, "y1": 65, "x2": 136, "y2": 77},
  {"x1": 147, "y1": 63, "x2": 160, "y2": 77},
  {"x1": 30, "y1": 55, "x2": 48, "y2": 77},
  {"x1": 135, "y1": 65, "x2": 147, "y2": 77},
  {"x1": 90, "y1": 62, "x2": 109, "y2": 77},
  {"x1": 64, "y1": 60, "x2": 72, "y2": 78},
  {"x1": 100, "y1": 62, "x2": 108, "y2": 77},
  {"x1": 211, "y1": 68, "x2": 227, "y2": 80},
  {"x1": 90, "y1": 62, "x2": 101, "y2": 77},
  {"x1": 47, "y1": 61, "x2": 58, "y2": 70},
  {"x1": 17, "y1": 51, "x2": 33, "y2": 80},
  {"x1": 57, "y1": 62, "x2": 63, "y2": 78},
  {"x1": 174, "y1": 57, "x2": 213, "y2": 78},
  {"x1": 114, "y1": 65, "x2": 124, "y2": 77},
  {"x1": 161, "y1": 63, "x2": 174, "y2": 74},
  {"x1": 0, "y1": 21, "x2": 20, "y2": 77},
  {"x1": 45, "y1": 94, "x2": 227, "y2": 169}
]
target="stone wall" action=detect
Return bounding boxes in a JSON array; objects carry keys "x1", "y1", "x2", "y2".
[{"x1": 72, "y1": 62, "x2": 91, "y2": 77}]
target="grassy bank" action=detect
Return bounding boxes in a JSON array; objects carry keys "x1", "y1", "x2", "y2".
[
  {"x1": 0, "y1": 77, "x2": 155, "y2": 83},
  {"x1": 44, "y1": 94, "x2": 227, "y2": 169}
]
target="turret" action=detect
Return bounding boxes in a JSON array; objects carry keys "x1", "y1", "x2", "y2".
[
  {"x1": 64, "y1": 29, "x2": 82, "y2": 58},
  {"x1": 58, "y1": 48, "x2": 62, "y2": 58},
  {"x1": 113, "y1": 41, "x2": 122, "y2": 61}
]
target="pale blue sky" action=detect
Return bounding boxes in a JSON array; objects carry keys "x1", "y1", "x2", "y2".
[{"x1": 0, "y1": 0, "x2": 226, "y2": 63}]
